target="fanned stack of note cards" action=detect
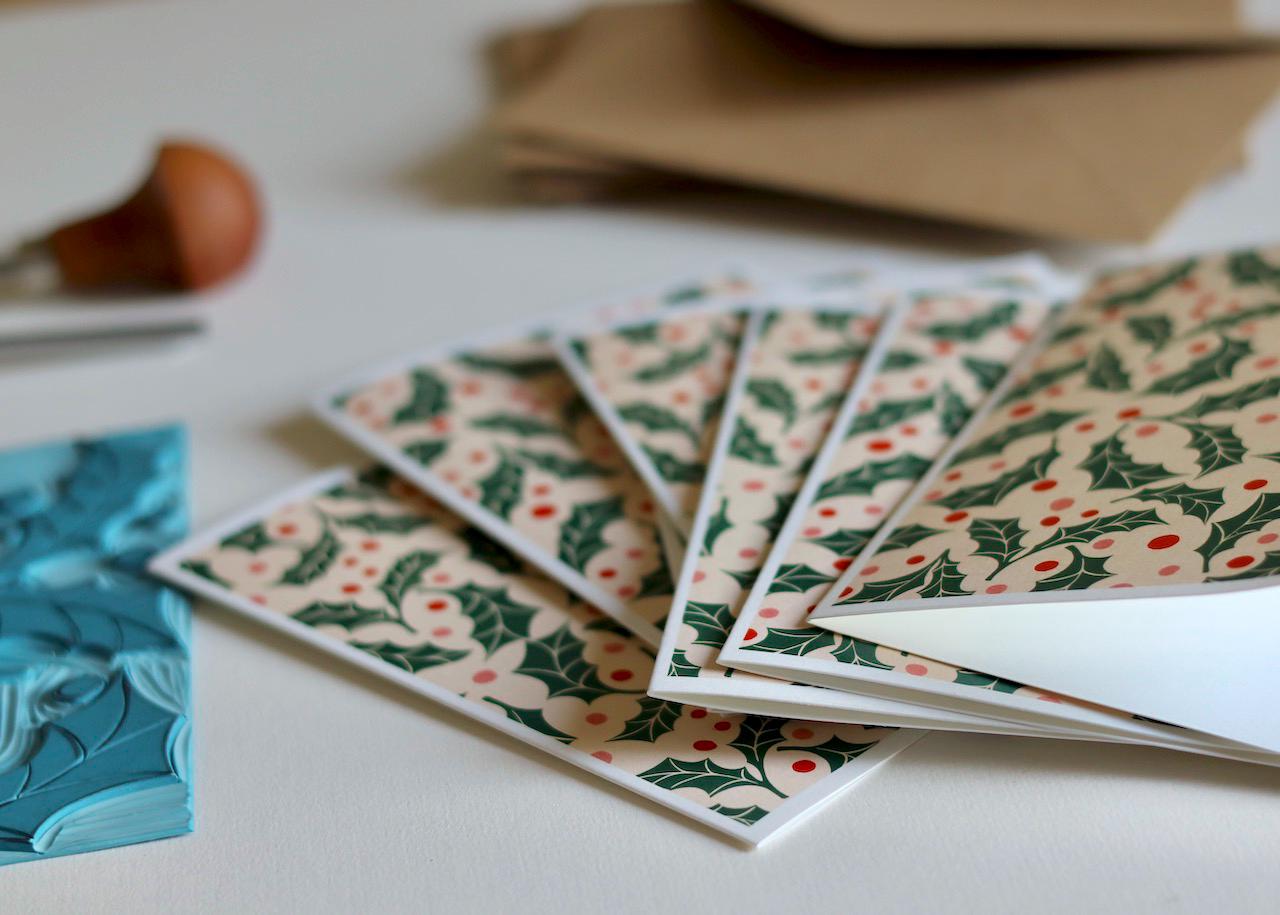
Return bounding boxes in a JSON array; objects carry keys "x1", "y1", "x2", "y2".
[{"x1": 151, "y1": 245, "x2": 1280, "y2": 847}]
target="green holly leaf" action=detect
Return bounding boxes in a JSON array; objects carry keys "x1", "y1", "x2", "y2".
[
  {"x1": 917, "y1": 551, "x2": 973, "y2": 598},
  {"x1": 966, "y1": 517, "x2": 1027, "y2": 569},
  {"x1": 613, "y1": 322, "x2": 661, "y2": 345},
  {"x1": 936, "y1": 382, "x2": 972, "y2": 436},
  {"x1": 788, "y1": 343, "x2": 866, "y2": 366},
  {"x1": 333, "y1": 512, "x2": 433, "y2": 535},
  {"x1": 709, "y1": 804, "x2": 768, "y2": 826},
  {"x1": 829, "y1": 637, "x2": 891, "y2": 669},
  {"x1": 729, "y1": 717, "x2": 787, "y2": 773},
  {"x1": 448, "y1": 582, "x2": 539, "y2": 656},
  {"x1": 962, "y1": 356, "x2": 1007, "y2": 393},
  {"x1": 766, "y1": 564, "x2": 836, "y2": 594},
  {"x1": 483, "y1": 698, "x2": 575, "y2": 744},
  {"x1": 953, "y1": 411, "x2": 1084, "y2": 464},
  {"x1": 1030, "y1": 546, "x2": 1111, "y2": 591},
  {"x1": 557, "y1": 496, "x2": 623, "y2": 573},
  {"x1": 779, "y1": 734, "x2": 876, "y2": 771},
  {"x1": 880, "y1": 523, "x2": 944, "y2": 553},
  {"x1": 998, "y1": 360, "x2": 1087, "y2": 406},
  {"x1": 724, "y1": 568, "x2": 761, "y2": 589},
  {"x1": 637, "y1": 757, "x2": 769, "y2": 797},
  {"x1": 684, "y1": 601, "x2": 735, "y2": 647},
  {"x1": 391, "y1": 368, "x2": 450, "y2": 424},
  {"x1": 642, "y1": 445, "x2": 705, "y2": 484},
  {"x1": 583, "y1": 616, "x2": 630, "y2": 636},
  {"x1": 515, "y1": 447, "x2": 616, "y2": 479},
  {"x1": 636, "y1": 559, "x2": 675, "y2": 599},
  {"x1": 938, "y1": 443, "x2": 1059, "y2": 510},
  {"x1": 1096, "y1": 258, "x2": 1197, "y2": 309},
  {"x1": 353, "y1": 639, "x2": 468, "y2": 672},
  {"x1": 378, "y1": 550, "x2": 440, "y2": 610},
  {"x1": 220, "y1": 521, "x2": 273, "y2": 553},
  {"x1": 399, "y1": 440, "x2": 446, "y2": 469},
  {"x1": 277, "y1": 526, "x2": 340, "y2": 586},
  {"x1": 325, "y1": 465, "x2": 394, "y2": 500},
  {"x1": 1179, "y1": 422, "x2": 1247, "y2": 477},
  {"x1": 634, "y1": 342, "x2": 711, "y2": 382},
  {"x1": 514, "y1": 624, "x2": 617, "y2": 702},
  {"x1": 1085, "y1": 343, "x2": 1131, "y2": 392},
  {"x1": 1168, "y1": 376, "x2": 1280, "y2": 420},
  {"x1": 1186, "y1": 301, "x2": 1280, "y2": 338},
  {"x1": 759, "y1": 493, "x2": 796, "y2": 543},
  {"x1": 728, "y1": 417, "x2": 780, "y2": 466},
  {"x1": 618, "y1": 402, "x2": 700, "y2": 447},
  {"x1": 846, "y1": 394, "x2": 934, "y2": 437},
  {"x1": 1197, "y1": 491, "x2": 1280, "y2": 568},
  {"x1": 179, "y1": 558, "x2": 231, "y2": 589},
  {"x1": 746, "y1": 378, "x2": 799, "y2": 430},
  {"x1": 1131, "y1": 482, "x2": 1225, "y2": 523},
  {"x1": 1025, "y1": 509, "x2": 1163, "y2": 557},
  {"x1": 883, "y1": 349, "x2": 925, "y2": 370},
  {"x1": 455, "y1": 351, "x2": 559, "y2": 378},
  {"x1": 477, "y1": 454, "x2": 524, "y2": 520},
  {"x1": 813, "y1": 310, "x2": 856, "y2": 331},
  {"x1": 293, "y1": 601, "x2": 404, "y2": 632},
  {"x1": 1227, "y1": 249, "x2": 1280, "y2": 290},
  {"x1": 816, "y1": 454, "x2": 933, "y2": 501},
  {"x1": 1126, "y1": 314, "x2": 1174, "y2": 352},
  {"x1": 1208, "y1": 548, "x2": 1280, "y2": 582},
  {"x1": 806, "y1": 526, "x2": 873, "y2": 557},
  {"x1": 1146, "y1": 336, "x2": 1252, "y2": 396},
  {"x1": 953, "y1": 670, "x2": 1024, "y2": 694},
  {"x1": 703, "y1": 498, "x2": 732, "y2": 554},
  {"x1": 924, "y1": 300, "x2": 1017, "y2": 341},
  {"x1": 701, "y1": 391, "x2": 727, "y2": 428},
  {"x1": 460, "y1": 525, "x2": 523, "y2": 573},
  {"x1": 1051, "y1": 324, "x2": 1088, "y2": 344},
  {"x1": 668, "y1": 648, "x2": 701, "y2": 678},
  {"x1": 611, "y1": 695, "x2": 683, "y2": 743},
  {"x1": 1079, "y1": 433, "x2": 1175, "y2": 491},
  {"x1": 743, "y1": 626, "x2": 837, "y2": 656},
  {"x1": 469, "y1": 413, "x2": 568, "y2": 439}
]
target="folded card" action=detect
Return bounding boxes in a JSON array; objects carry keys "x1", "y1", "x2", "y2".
[
  {"x1": 0, "y1": 426, "x2": 193, "y2": 866},
  {"x1": 811, "y1": 246, "x2": 1280, "y2": 754},
  {"x1": 151, "y1": 468, "x2": 921, "y2": 847}
]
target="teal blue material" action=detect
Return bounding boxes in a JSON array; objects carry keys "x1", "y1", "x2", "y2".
[{"x1": 0, "y1": 426, "x2": 192, "y2": 866}]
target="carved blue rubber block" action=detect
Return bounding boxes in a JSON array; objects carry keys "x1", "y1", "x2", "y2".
[{"x1": 0, "y1": 425, "x2": 192, "y2": 866}]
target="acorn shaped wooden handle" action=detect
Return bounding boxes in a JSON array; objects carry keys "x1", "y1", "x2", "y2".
[{"x1": 44, "y1": 140, "x2": 262, "y2": 292}]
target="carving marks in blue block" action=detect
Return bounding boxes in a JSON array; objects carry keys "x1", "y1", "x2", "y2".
[{"x1": 0, "y1": 425, "x2": 192, "y2": 866}]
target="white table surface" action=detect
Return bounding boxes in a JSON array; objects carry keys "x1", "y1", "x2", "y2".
[{"x1": 4, "y1": 1, "x2": 1280, "y2": 912}]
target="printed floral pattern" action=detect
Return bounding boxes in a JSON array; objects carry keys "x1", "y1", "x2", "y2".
[
  {"x1": 563, "y1": 308, "x2": 745, "y2": 527},
  {"x1": 169, "y1": 469, "x2": 906, "y2": 840},
  {"x1": 660, "y1": 306, "x2": 882, "y2": 685},
  {"x1": 826, "y1": 248, "x2": 1280, "y2": 609}
]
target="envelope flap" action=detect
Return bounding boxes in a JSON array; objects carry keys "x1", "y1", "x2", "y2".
[{"x1": 742, "y1": 0, "x2": 1262, "y2": 48}]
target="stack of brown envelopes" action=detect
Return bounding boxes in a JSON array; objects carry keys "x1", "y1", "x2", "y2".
[{"x1": 491, "y1": 0, "x2": 1280, "y2": 241}]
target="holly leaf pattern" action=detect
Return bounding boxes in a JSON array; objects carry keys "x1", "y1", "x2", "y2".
[
  {"x1": 1187, "y1": 302, "x2": 1280, "y2": 337},
  {"x1": 766, "y1": 564, "x2": 836, "y2": 594},
  {"x1": 557, "y1": 496, "x2": 623, "y2": 573},
  {"x1": 378, "y1": 550, "x2": 440, "y2": 609},
  {"x1": 703, "y1": 498, "x2": 732, "y2": 554},
  {"x1": 1131, "y1": 482, "x2": 1225, "y2": 523},
  {"x1": 353, "y1": 639, "x2": 468, "y2": 672},
  {"x1": 1029, "y1": 547, "x2": 1111, "y2": 591},
  {"x1": 1146, "y1": 336, "x2": 1252, "y2": 396},
  {"x1": 743, "y1": 626, "x2": 838, "y2": 656},
  {"x1": 618, "y1": 402, "x2": 700, "y2": 447},
  {"x1": 637, "y1": 757, "x2": 769, "y2": 798},
  {"x1": 642, "y1": 445, "x2": 705, "y2": 484},
  {"x1": 333, "y1": 512, "x2": 433, "y2": 534},
  {"x1": 294, "y1": 601, "x2": 404, "y2": 631},
  {"x1": 613, "y1": 323, "x2": 661, "y2": 345},
  {"x1": 998, "y1": 360, "x2": 1086, "y2": 406},
  {"x1": 729, "y1": 717, "x2": 787, "y2": 773},
  {"x1": 1197, "y1": 491, "x2": 1280, "y2": 568},
  {"x1": 829, "y1": 637, "x2": 891, "y2": 669},
  {"x1": 816, "y1": 454, "x2": 933, "y2": 501},
  {"x1": 220, "y1": 522, "x2": 273, "y2": 552},
  {"x1": 917, "y1": 552, "x2": 973, "y2": 598},
  {"x1": 700, "y1": 392, "x2": 727, "y2": 428},
  {"x1": 684, "y1": 601, "x2": 735, "y2": 647},
  {"x1": 455, "y1": 352, "x2": 559, "y2": 378},
  {"x1": 745, "y1": 378, "x2": 799, "y2": 430},
  {"x1": 1085, "y1": 343, "x2": 1131, "y2": 392},
  {"x1": 1126, "y1": 315, "x2": 1173, "y2": 352},
  {"x1": 1227, "y1": 249, "x2": 1280, "y2": 290},
  {"x1": 635, "y1": 560, "x2": 674, "y2": 600},
  {"x1": 962, "y1": 356, "x2": 1007, "y2": 393},
  {"x1": 780, "y1": 734, "x2": 875, "y2": 770},
  {"x1": 937, "y1": 443, "x2": 1059, "y2": 510},
  {"x1": 634, "y1": 342, "x2": 711, "y2": 382},
  {"x1": 883, "y1": 349, "x2": 924, "y2": 370},
  {"x1": 668, "y1": 648, "x2": 701, "y2": 678},
  {"x1": 841, "y1": 552, "x2": 970, "y2": 603},
  {"x1": 180, "y1": 558, "x2": 231, "y2": 589},
  {"x1": 1079, "y1": 433, "x2": 1175, "y2": 491},
  {"x1": 936, "y1": 383, "x2": 971, "y2": 437},
  {"x1": 879, "y1": 523, "x2": 943, "y2": 553},
  {"x1": 277, "y1": 526, "x2": 340, "y2": 586},
  {"x1": 847, "y1": 395, "x2": 934, "y2": 437},
  {"x1": 1168, "y1": 377, "x2": 1280, "y2": 420},
  {"x1": 469, "y1": 413, "x2": 568, "y2": 439},
  {"x1": 478, "y1": 454, "x2": 524, "y2": 519},
  {"x1": 514, "y1": 448, "x2": 616, "y2": 479},
  {"x1": 728, "y1": 417, "x2": 780, "y2": 466},
  {"x1": 759, "y1": 493, "x2": 797, "y2": 543},
  {"x1": 709, "y1": 804, "x2": 768, "y2": 826},
  {"x1": 967, "y1": 517, "x2": 1027, "y2": 569},
  {"x1": 514, "y1": 624, "x2": 617, "y2": 702},
  {"x1": 953, "y1": 670, "x2": 1023, "y2": 694},
  {"x1": 403, "y1": 439, "x2": 447, "y2": 467},
  {"x1": 611, "y1": 695, "x2": 683, "y2": 743},
  {"x1": 953, "y1": 411, "x2": 1083, "y2": 464},
  {"x1": 460, "y1": 525, "x2": 523, "y2": 573},
  {"x1": 806, "y1": 526, "x2": 873, "y2": 557},
  {"x1": 1024, "y1": 509, "x2": 1163, "y2": 558},
  {"x1": 484, "y1": 698, "x2": 575, "y2": 744},
  {"x1": 392, "y1": 368, "x2": 450, "y2": 424},
  {"x1": 1179, "y1": 422, "x2": 1247, "y2": 477},
  {"x1": 1095, "y1": 258, "x2": 1196, "y2": 309},
  {"x1": 788, "y1": 344, "x2": 866, "y2": 366},
  {"x1": 448, "y1": 582, "x2": 539, "y2": 656},
  {"x1": 924, "y1": 300, "x2": 1017, "y2": 341}
]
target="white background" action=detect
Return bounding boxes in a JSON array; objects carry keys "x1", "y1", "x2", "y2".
[{"x1": 4, "y1": 1, "x2": 1280, "y2": 911}]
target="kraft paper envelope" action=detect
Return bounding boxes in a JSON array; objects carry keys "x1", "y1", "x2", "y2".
[
  {"x1": 495, "y1": 1, "x2": 1280, "y2": 240},
  {"x1": 741, "y1": 0, "x2": 1272, "y2": 48},
  {"x1": 811, "y1": 245, "x2": 1280, "y2": 755}
]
